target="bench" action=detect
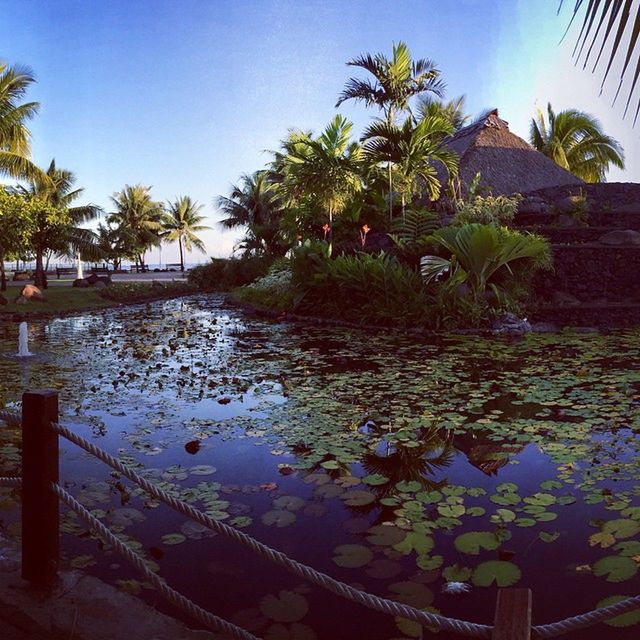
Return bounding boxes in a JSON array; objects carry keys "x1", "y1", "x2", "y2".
[
  {"x1": 56, "y1": 266, "x2": 112, "y2": 279},
  {"x1": 130, "y1": 265, "x2": 150, "y2": 273},
  {"x1": 165, "y1": 263, "x2": 183, "y2": 272}
]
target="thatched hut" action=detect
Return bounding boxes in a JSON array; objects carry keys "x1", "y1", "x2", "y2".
[{"x1": 443, "y1": 109, "x2": 582, "y2": 197}]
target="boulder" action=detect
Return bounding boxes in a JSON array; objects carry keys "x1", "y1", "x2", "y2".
[
  {"x1": 20, "y1": 284, "x2": 45, "y2": 301},
  {"x1": 598, "y1": 229, "x2": 640, "y2": 246},
  {"x1": 87, "y1": 273, "x2": 111, "y2": 286},
  {"x1": 519, "y1": 196, "x2": 550, "y2": 215},
  {"x1": 72, "y1": 278, "x2": 90, "y2": 288},
  {"x1": 531, "y1": 322, "x2": 558, "y2": 333},
  {"x1": 491, "y1": 312, "x2": 531, "y2": 335},
  {"x1": 557, "y1": 214, "x2": 579, "y2": 228}
]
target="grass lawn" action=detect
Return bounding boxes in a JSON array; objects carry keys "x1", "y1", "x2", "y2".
[{"x1": 1, "y1": 286, "x2": 116, "y2": 315}]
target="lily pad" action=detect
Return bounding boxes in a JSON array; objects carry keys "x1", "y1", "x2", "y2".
[
  {"x1": 472, "y1": 561, "x2": 521, "y2": 587},
  {"x1": 272, "y1": 496, "x2": 305, "y2": 512},
  {"x1": 593, "y1": 556, "x2": 638, "y2": 583},
  {"x1": 454, "y1": 532, "x2": 500, "y2": 555},
  {"x1": 260, "y1": 590, "x2": 309, "y2": 623},
  {"x1": 596, "y1": 596, "x2": 640, "y2": 627},
  {"x1": 332, "y1": 544, "x2": 374, "y2": 568},
  {"x1": 261, "y1": 510, "x2": 296, "y2": 528}
]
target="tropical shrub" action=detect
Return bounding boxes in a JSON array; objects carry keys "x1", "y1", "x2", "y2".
[
  {"x1": 234, "y1": 261, "x2": 294, "y2": 311},
  {"x1": 421, "y1": 223, "x2": 551, "y2": 325},
  {"x1": 453, "y1": 194, "x2": 522, "y2": 226},
  {"x1": 388, "y1": 207, "x2": 441, "y2": 268},
  {"x1": 188, "y1": 256, "x2": 272, "y2": 291}
]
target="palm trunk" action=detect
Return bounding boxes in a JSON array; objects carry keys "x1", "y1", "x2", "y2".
[
  {"x1": 179, "y1": 238, "x2": 184, "y2": 272},
  {"x1": 401, "y1": 193, "x2": 406, "y2": 220},
  {"x1": 388, "y1": 162, "x2": 393, "y2": 222}
]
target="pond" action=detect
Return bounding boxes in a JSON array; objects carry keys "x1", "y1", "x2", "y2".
[{"x1": 1, "y1": 295, "x2": 640, "y2": 639}]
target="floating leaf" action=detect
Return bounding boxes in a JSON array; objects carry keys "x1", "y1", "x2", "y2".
[
  {"x1": 589, "y1": 531, "x2": 616, "y2": 548},
  {"x1": 161, "y1": 533, "x2": 186, "y2": 545},
  {"x1": 189, "y1": 464, "x2": 217, "y2": 476},
  {"x1": 472, "y1": 561, "x2": 521, "y2": 587},
  {"x1": 443, "y1": 564, "x2": 472, "y2": 582},
  {"x1": 539, "y1": 531, "x2": 560, "y2": 543},
  {"x1": 366, "y1": 525, "x2": 406, "y2": 547},
  {"x1": 272, "y1": 496, "x2": 305, "y2": 512},
  {"x1": 524, "y1": 493, "x2": 556, "y2": 506},
  {"x1": 180, "y1": 520, "x2": 215, "y2": 539},
  {"x1": 260, "y1": 591, "x2": 309, "y2": 623},
  {"x1": 416, "y1": 554, "x2": 443, "y2": 571},
  {"x1": 70, "y1": 554, "x2": 97, "y2": 569},
  {"x1": 393, "y1": 531, "x2": 434, "y2": 556},
  {"x1": 362, "y1": 474, "x2": 389, "y2": 486},
  {"x1": 396, "y1": 480, "x2": 421, "y2": 493},
  {"x1": 389, "y1": 581, "x2": 434, "y2": 608},
  {"x1": 261, "y1": 510, "x2": 296, "y2": 528},
  {"x1": 454, "y1": 532, "x2": 500, "y2": 555},
  {"x1": 341, "y1": 490, "x2": 375, "y2": 506},
  {"x1": 603, "y1": 519, "x2": 640, "y2": 540},
  {"x1": 597, "y1": 596, "x2": 640, "y2": 627},
  {"x1": 593, "y1": 556, "x2": 638, "y2": 583},
  {"x1": 332, "y1": 544, "x2": 373, "y2": 568},
  {"x1": 437, "y1": 504, "x2": 465, "y2": 518}
]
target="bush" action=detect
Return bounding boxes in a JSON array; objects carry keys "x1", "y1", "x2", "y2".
[
  {"x1": 188, "y1": 256, "x2": 272, "y2": 291},
  {"x1": 454, "y1": 194, "x2": 522, "y2": 226},
  {"x1": 234, "y1": 262, "x2": 294, "y2": 311}
]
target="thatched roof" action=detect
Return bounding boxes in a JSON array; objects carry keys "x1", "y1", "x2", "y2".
[{"x1": 443, "y1": 109, "x2": 583, "y2": 196}]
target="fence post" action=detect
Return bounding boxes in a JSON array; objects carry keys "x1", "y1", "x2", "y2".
[
  {"x1": 21, "y1": 390, "x2": 59, "y2": 587},
  {"x1": 492, "y1": 588, "x2": 532, "y2": 640}
]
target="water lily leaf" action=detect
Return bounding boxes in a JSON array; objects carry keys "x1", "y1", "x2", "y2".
[
  {"x1": 362, "y1": 474, "x2": 389, "y2": 486},
  {"x1": 341, "y1": 490, "x2": 375, "y2": 506},
  {"x1": 161, "y1": 533, "x2": 186, "y2": 545},
  {"x1": 395, "y1": 480, "x2": 421, "y2": 493},
  {"x1": 496, "y1": 482, "x2": 518, "y2": 493},
  {"x1": 472, "y1": 561, "x2": 521, "y2": 587},
  {"x1": 389, "y1": 581, "x2": 434, "y2": 608},
  {"x1": 416, "y1": 490, "x2": 442, "y2": 504},
  {"x1": 524, "y1": 493, "x2": 556, "y2": 506},
  {"x1": 515, "y1": 518, "x2": 537, "y2": 528},
  {"x1": 180, "y1": 520, "x2": 216, "y2": 539},
  {"x1": 109, "y1": 508, "x2": 146, "y2": 528},
  {"x1": 437, "y1": 504, "x2": 465, "y2": 518},
  {"x1": 490, "y1": 493, "x2": 520, "y2": 506},
  {"x1": 272, "y1": 496, "x2": 305, "y2": 512},
  {"x1": 393, "y1": 531, "x2": 434, "y2": 556},
  {"x1": 332, "y1": 544, "x2": 373, "y2": 568},
  {"x1": 443, "y1": 564, "x2": 472, "y2": 582},
  {"x1": 454, "y1": 532, "x2": 500, "y2": 555},
  {"x1": 320, "y1": 460, "x2": 339, "y2": 470},
  {"x1": 603, "y1": 519, "x2": 640, "y2": 539},
  {"x1": 615, "y1": 541, "x2": 640, "y2": 557},
  {"x1": 467, "y1": 506, "x2": 486, "y2": 517},
  {"x1": 593, "y1": 556, "x2": 638, "y2": 582},
  {"x1": 416, "y1": 554, "x2": 443, "y2": 571},
  {"x1": 190, "y1": 464, "x2": 217, "y2": 476},
  {"x1": 265, "y1": 623, "x2": 317, "y2": 640},
  {"x1": 540, "y1": 480, "x2": 562, "y2": 490},
  {"x1": 229, "y1": 516, "x2": 253, "y2": 528},
  {"x1": 491, "y1": 509, "x2": 516, "y2": 523},
  {"x1": 260, "y1": 590, "x2": 309, "y2": 623},
  {"x1": 589, "y1": 531, "x2": 616, "y2": 548},
  {"x1": 538, "y1": 531, "x2": 560, "y2": 543},
  {"x1": 467, "y1": 487, "x2": 487, "y2": 497},
  {"x1": 395, "y1": 616, "x2": 422, "y2": 638},
  {"x1": 557, "y1": 495, "x2": 577, "y2": 505},
  {"x1": 535, "y1": 511, "x2": 558, "y2": 522},
  {"x1": 597, "y1": 596, "x2": 640, "y2": 627},
  {"x1": 334, "y1": 476, "x2": 360, "y2": 488},
  {"x1": 262, "y1": 510, "x2": 296, "y2": 528},
  {"x1": 365, "y1": 558, "x2": 403, "y2": 579},
  {"x1": 70, "y1": 554, "x2": 97, "y2": 569},
  {"x1": 366, "y1": 524, "x2": 406, "y2": 546}
]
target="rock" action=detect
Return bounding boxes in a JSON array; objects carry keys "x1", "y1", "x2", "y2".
[
  {"x1": 20, "y1": 284, "x2": 45, "y2": 301},
  {"x1": 519, "y1": 196, "x2": 550, "y2": 215},
  {"x1": 557, "y1": 214, "x2": 579, "y2": 228},
  {"x1": 87, "y1": 273, "x2": 112, "y2": 286},
  {"x1": 556, "y1": 194, "x2": 588, "y2": 215},
  {"x1": 552, "y1": 291, "x2": 581, "y2": 306},
  {"x1": 598, "y1": 229, "x2": 640, "y2": 246},
  {"x1": 0, "y1": 294, "x2": 7, "y2": 306},
  {"x1": 492, "y1": 312, "x2": 532, "y2": 335},
  {"x1": 72, "y1": 278, "x2": 90, "y2": 288}
]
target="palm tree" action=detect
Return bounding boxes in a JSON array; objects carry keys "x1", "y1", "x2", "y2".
[
  {"x1": 336, "y1": 42, "x2": 445, "y2": 218},
  {"x1": 416, "y1": 95, "x2": 469, "y2": 131},
  {"x1": 108, "y1": 185, "x2": 165, "y2": 271},
  {"x1": 563, "y1": 1, "x2": 640, "y2": 123},
  {"x1": 0, "y1": 62, "x2": 49, "y2": 184},
  {"x1": 162, "y1": 196, "x2": 210, "y2": 271},
  {"x1": 217, "y1": 171, "x2": 287, "y2": 257},
  {"x1": 281, "y1": 115, "x2": 362, "y2": 238},
  {"x1": 363, "y1": 114, "x2": 458, "y2": 216},
  {"x1": 529, "y1": 103, "x2": 625, "y2": 182},
  {"x1": 18, "y1": 159, "x2": 101, "y2": 287}
]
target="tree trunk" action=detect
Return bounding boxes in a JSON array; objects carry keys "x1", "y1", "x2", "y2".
[
  {"x1": 34, "y1": 248, "x2": 47, "y2": 289},
  {"x1": 0, "y1": 250, "x2": 6, "y2": 292},
  {"x1": 179, "y1": 238, "x2": 184, "y2": 272},
  {"x1": 388, "y1": 162, "x2": 393, "y2": 222},
  {"x1": 401, "y1": 194, "x2": 406, "y2": 220}
]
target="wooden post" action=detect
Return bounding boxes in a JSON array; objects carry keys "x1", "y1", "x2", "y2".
[
  {"x1": 21, "y1": 390, "x2": 59, "y2": 587},
  {"x1": 492, "y1": 588, "x2": 532, "y2": 640}
]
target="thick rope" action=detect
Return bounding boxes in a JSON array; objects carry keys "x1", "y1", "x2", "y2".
[
  {"x1": 51, "y1": 420, "x2": 492, "y2": 639},
  {"x1": 0, "y1": 409, "x2": 21, "y2": 427},
  {"x1": 51, "y1": 482, "x2": 258, "y2": 640},
  {"x1": 533, "y1": 596, "x2": 640, "y2": 637},
  {"x1": 0, "y1": 477, "x2": 21, "y2": 488}
]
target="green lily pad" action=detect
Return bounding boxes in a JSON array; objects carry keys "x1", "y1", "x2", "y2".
[
  {"x1": 272, "y1": 496, "x2": 305, "y2": 512},
  {"x1": 437, "y1": 504, "x2": 465, "y2": 518},
  {"x1": 593, "y1": 556, "x2": 638, "y2": 583},
  {"x1": 472, "y1": 561, "x2": 521, "y2": 587},
  {"x1": 416, "y1": 554, "x2": 443, "y2": 571},
  {"x1": 603, "y1": 519, "x2": 640, "y2": 539},
  {"x1": 389, "y1": 581, "x2": 434, "y2": 608},
  {"x1": 161, "y1": 533, "x2": 187, "y2": 545},
  {"x1": 393, "y1": 531, "x2": 434, "y2": 556},
  {"x1": 396, "y1": 480, "x2": 421, "y2": 493},
  {"x1": 189, "y1": 464, "x2": 217, "y2": 476},
  {"x1": 332, "y1": 544, "x2": 374, "y2": 568},
  {"x1": 362, "y1": 474, "x2": 389, "y2": 486},
  {"x1": 443, "y1": 564, "x2": 472, "y2": 582},
  {"x1": 524, "y1": 493, "x2": 556, "y2": 506},
  {"x1": 341, "y1": 490, "x2": 376, "y2": 506},
  {"x1": 366, "y1": 524, "x2": 406, "y2": 546},
  {"x1": 597, "y1": 596, "x2": 640, "y2": 627},
  {"x1": 539, "y1": 531, "x2": 560, "y2": 543},
  {"x1": 260, "y1": 590, "x2": 309, "y2": 623},
  {"x1": 261, "y1": 510, "x2": 296, "y2": 528},
  {"x1": 454, "y1": 531, "x2": 500, "y2": 555}
]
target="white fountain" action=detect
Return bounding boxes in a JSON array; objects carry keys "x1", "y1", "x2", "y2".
[{"x1": 17, "y1": 322, "x2": 32, "y2": 357}]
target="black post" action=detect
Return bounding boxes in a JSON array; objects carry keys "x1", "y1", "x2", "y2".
[{"x1": 21, "y1": 390, "x2": 59, "y2": 587}]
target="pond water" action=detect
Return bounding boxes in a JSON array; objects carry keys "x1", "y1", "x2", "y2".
[{"x1": 1, "y1": 295, "x2": 640, "y2": 639}]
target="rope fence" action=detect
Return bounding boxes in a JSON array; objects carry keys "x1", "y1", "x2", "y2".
[{"x1": 3, "y1": 392, "x2": 640, "y2": 639}]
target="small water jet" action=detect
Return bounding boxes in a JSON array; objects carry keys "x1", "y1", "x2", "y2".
[{"x1": 17, "y1": 322, "x2": 32, "y2": 357}]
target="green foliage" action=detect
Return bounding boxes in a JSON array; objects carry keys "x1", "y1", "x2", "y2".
[
  {"x1": 292, "y1": 248, "x2": 432, "y2": 326},
  {"x1": 188, "y1": 256, "x2": 272, "y2": 291},
  {"x1": 234, "y1": 261, "x2": 294, "y2": 311},
  {"x1": 388, "y1": 207, "x2": 441, "y2": 267},
  {"x1": 454, "y1": 193, "x2": 522, "y2": 226}
]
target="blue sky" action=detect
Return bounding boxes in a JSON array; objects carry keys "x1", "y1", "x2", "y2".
[{"x1": 2, "y1": 0, "x2": 638, "y2": 261}]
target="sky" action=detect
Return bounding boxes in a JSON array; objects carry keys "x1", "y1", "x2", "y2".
[{"x1": 2, "y1": 0, "x2": 639, "y2": 263}]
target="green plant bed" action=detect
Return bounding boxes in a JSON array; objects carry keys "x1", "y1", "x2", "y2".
[{"x1": 0, "y1": 287, "x2": 115, "y2": 315}]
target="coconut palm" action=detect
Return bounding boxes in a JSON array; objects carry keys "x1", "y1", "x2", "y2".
[
  {"x1": 0, "y1": 62, "x2": 50, "y2": 184},
  {"x1": 336, "y1": 42, "x2": 445, "y2": 219},
  {"x1": 108, "y1": 185, "x2": 165, "y2": 271},
  {"x1": 363, "y1": 114, "x2": 458, "y2": 216},
  {"x1": 563, "y1": 0, "x2": 640, "y2": 122},
  {"x1": 416, "y1": 95, "x2": 469, "y2": 131},
  {"x1": 18, "y1": 159, "x2": 101, "y2": 287},
  {"x1": 217, "y1": 171, "x2": 287, "y2": 257},
  {"x1": 529, "y1": 103, "x2": 625, "y2": 182},
  {"x1": 162, "y1": 196, "x2": 210, "y2": 271},
  {"x1": 281, "y1": 115, "x2": 362, "y2": 238}
]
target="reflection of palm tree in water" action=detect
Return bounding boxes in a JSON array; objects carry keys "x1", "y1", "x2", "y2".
[{"x1": 362, "y1": 428, "x2": 455, "y2": 500}]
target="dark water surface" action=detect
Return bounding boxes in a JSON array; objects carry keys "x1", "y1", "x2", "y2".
[{"x1": 1, "y1": 295, "x2": 640, "y2": 639}]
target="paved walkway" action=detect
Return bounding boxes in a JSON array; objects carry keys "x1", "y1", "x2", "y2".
[{"x1": 4, "y1": 272, "x2": 188, "y2": 288}]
